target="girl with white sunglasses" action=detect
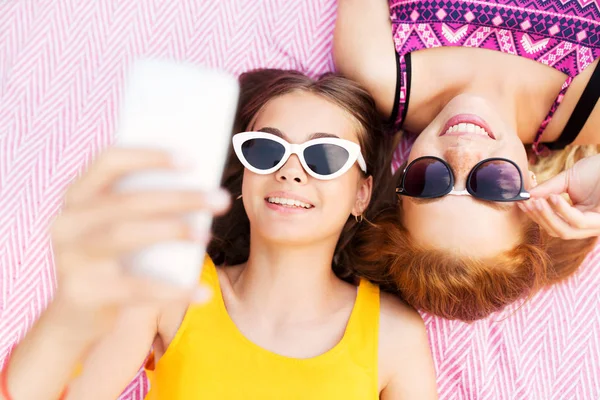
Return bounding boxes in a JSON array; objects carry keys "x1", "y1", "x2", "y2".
[{"x1": 2, "y1": 70, "x2": 437, "y2": 399}]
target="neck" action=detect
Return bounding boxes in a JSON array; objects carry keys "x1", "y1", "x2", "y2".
[{"x1": 230, "y1": 231, "x2": 345, "y2": 322}]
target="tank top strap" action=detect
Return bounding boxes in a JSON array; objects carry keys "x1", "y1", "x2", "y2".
[
  {"x1": 189, "y1": 256, "x2": 223, "y2": 318},
  {"x1": 344, "y1": 278, "x2": 380, "y2": 371},
  {"x1": 531, "y1": 75, "x2": 573, "y2": 155},
  {"x1": 199, "y1": 255, "x2": 218, "y2": 285}
]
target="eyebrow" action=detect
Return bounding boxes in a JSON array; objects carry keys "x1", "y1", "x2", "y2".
[
  {"x1": 257, "y1": 126, "x2": 340, "y2": 140},
  {"x1": 408, "y1": 196, "x2": 513, "y2": 212}
]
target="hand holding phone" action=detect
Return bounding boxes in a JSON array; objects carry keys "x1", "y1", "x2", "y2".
[{"x1": 115, "y1": 59, "x2": 239, "y2": 286}]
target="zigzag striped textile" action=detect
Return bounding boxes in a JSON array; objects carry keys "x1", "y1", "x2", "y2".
[{"x1": 0, "y1": 1, "x2": 598, "y2": 399}]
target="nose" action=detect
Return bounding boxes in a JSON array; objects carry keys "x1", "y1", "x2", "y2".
[
  {"x1": 443, "y1": 147, "x2": 485, "y2": 190},
  {"x1": 275, "y1": 154, "x2": 308, "y2": 184}
]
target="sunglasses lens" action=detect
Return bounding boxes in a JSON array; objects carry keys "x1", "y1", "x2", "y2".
[
  {"x1": 404, "y1": 158, "x2": 451, "y2": 197},
  {"x1": 241, "y1": 138, "x2": 286, "y2": 170},
  {"x1": 469, "y1": 160, "x2": 521, "y2": 200},
  {"x1": 304, "y1": 143, "x2": 349, "y2": 176}
]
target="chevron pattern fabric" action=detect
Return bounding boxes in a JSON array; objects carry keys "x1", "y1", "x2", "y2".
[{"x1": 0, "y1": 1, "x2": 598, "y2": 399}]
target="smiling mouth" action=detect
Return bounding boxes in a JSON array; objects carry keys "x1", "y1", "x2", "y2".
[
  {"x1": 265, "y1": 196, "x2": 314, "y2": 209},
  {"x1": 439, "y1": 114, "x2": 496, "y2": 140}
]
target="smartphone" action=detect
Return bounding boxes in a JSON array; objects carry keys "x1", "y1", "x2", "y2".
[{"x1": 114, "y1": 59, "x2": 239, "y2": 287}]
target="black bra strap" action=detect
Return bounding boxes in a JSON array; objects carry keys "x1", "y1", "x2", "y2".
[
  {"x1": 546, "y1": 60, "x2": 600, "y2": 150},
  {"x1": 387, "y1": 51, "x2": 412, "y2": 131},
  {"x1": 402, "y1": 52, "x2": 412, "y2": 127},
  {"x1": 387, "y1": 51, "x2": 402, "y2": 128}
]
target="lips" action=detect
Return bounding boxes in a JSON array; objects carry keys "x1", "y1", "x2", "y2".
[
  {"x1": 264, "y1": 191, "x2": 315, "y2": 210},
  {"x1": 439, "y1": 114, "x2": 496, "y2": 140},
  {"x1": 266, "y1": 197, "x2": 312, "y2": 209}
]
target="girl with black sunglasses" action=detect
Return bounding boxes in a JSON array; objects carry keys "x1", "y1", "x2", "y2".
[{"x1": 334, "y1": 0, "x2": 599, "y2": 321}]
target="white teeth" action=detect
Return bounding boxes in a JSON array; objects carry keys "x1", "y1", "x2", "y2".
[
  {"x1": 445, "y1": 123, "x2": 490, "y2": 137},
  {"x1": 267, "y1": 197, "x2": 312, "y2": 209}
]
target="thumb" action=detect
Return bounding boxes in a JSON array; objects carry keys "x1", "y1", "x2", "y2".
[{"x1": 529, "y1": 170, "x2": 569, "y2": 198}]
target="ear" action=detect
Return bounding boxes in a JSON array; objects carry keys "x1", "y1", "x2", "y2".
[
  {"x1": 528, "y1": 170, "x2": 538, "y2": 189},
  {"x1": 352, "y1": 175, "x2": 373, "y2": 217}
]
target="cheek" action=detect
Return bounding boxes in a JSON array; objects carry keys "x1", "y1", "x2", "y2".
[
  {"x1": 407, "y1": 134, "x2": 440, "y2": 162},
  {"x1": 501, "y1": 137, "x2": 528, "y2": 159},
  {"x1": 318, "y1": 176, "x2": 361, "y2": 212},
  {"x1": 493, "y1": 139, "x2": 531, "y2": 185},
  {"x1": 240, "y1": 171, "x2": 268, "y2": 215},
  {"x1": 241, "y1": 170, "x2": 256, "y2": 195}
]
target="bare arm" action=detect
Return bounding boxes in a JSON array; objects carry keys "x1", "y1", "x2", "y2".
[
  {"x1": 379, "y1": 293, "x2": 438, "y2": 399},
  {"x1": 1, "y1": 148, "x2": 227, "y2": 400},
  {"x1": 65, "y1": 305, "x2": 160, "y2": 400},
  {"x1": 333, "y1": 0, "x2": 397, "y2": 118},
  {"x1": 1, "y1": 301, "x2": 101, "y2": 400}
]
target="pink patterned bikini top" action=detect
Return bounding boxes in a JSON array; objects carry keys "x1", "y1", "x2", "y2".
[{"x1": 389, "y1": 0, "x2": 600, "y2": 153}]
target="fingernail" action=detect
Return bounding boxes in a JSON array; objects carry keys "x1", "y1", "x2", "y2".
[
  {"x1": 550, "y1": 195, "x2": 559, "y2": 204},
  {"x1": 191, "y1": 286, "x2": 212, "y2": 304}
]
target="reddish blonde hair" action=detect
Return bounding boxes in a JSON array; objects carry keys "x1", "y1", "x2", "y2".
[
  {"x1": 351, "y1": 204, "x2": 596, "y2": 321},
  {"x1": 345, "y1": 143, "x2": 599, "y2": 321}
]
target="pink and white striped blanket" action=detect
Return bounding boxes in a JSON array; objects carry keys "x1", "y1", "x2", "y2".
[{"x1": 0, "y1": 1, "x2": 598, "y2": 399}]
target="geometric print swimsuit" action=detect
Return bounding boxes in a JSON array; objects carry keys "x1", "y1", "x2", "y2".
[{"x1": 388, "y1": 0, "x2": 600, "y2": 154}]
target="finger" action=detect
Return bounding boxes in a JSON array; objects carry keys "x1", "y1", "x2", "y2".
[
  {"x1": 528, "y1": 170, "x2": 569, "y2": 198},
  {"x1": 542, "y1": 196, "x2": 600, "y2": 239},
  {"x1": 534, "y1": 199, "x2": 599, "y2": 240},
  {"x1": 547, "y1": 195, "x2": 590, "y2": 230},
  {"x1": 76, "y1": 218, "x2": 210, "y2": 257},
  {"x1": 522, "y1": 199, "x2": 561, "y2": 237},
  {"x1": 536, "y1": 198, "x2": 574, "y2": 237},
  {"x1": 65, "y1": 148, "x2": 176, "y2": 207},
  {"x1": 52, "y1": 190, "x2": 230, "y2": 244},
  {"x1": 518, "y1": 201, "x2": 555, "y2": 236}
]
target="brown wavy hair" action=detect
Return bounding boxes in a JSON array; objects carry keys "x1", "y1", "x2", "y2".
[
  {"x1": 207, "y1": 69, "x2": 394, "y2": 278},
  {"x1": 351, "y1": 144, "x2": 599, "y2": 321}
]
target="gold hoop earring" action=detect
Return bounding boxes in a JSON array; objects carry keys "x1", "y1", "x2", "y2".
[
  {"x1": 236, "y1": 194, "x2": 243, "y2": 200},
  {"x1": 354, "y1": 214, "x2": 363, "y2": 223}
]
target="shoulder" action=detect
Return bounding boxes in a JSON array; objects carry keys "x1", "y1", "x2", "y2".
[
  {"x1": 378, "y1": 292, "x2": 438, "y2": 399},
  {"x1": 333, "y1": 0, "x2": 397, "y2": 118},
  {"x1": 379, "y1": 291, "x2": 428, "y2": 349}
]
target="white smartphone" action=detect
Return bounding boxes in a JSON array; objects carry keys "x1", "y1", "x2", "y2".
[{"x1": 114, "y1": 59, "x2": 239, "y2": 287}]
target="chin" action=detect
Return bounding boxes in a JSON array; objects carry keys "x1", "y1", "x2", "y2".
[{"x1": 253, "y1": 224, "x2": 316, "y2": 245}]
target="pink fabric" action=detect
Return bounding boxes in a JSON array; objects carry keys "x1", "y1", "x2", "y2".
[{"x1": 0, "y1": 1, "x2": 598, "y2": 399}]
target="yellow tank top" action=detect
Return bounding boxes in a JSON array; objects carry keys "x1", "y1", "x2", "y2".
[{"x1": 145, "y1": 257, "x2": 380, "y2": 399}]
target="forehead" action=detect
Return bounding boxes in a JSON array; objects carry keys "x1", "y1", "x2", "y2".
[
  {"x1": 251, "y1": 91, "x2": 359, "y2": 143},
  {"x1": 402, "y1": 196, "x2": 522, "y2": 257}
]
